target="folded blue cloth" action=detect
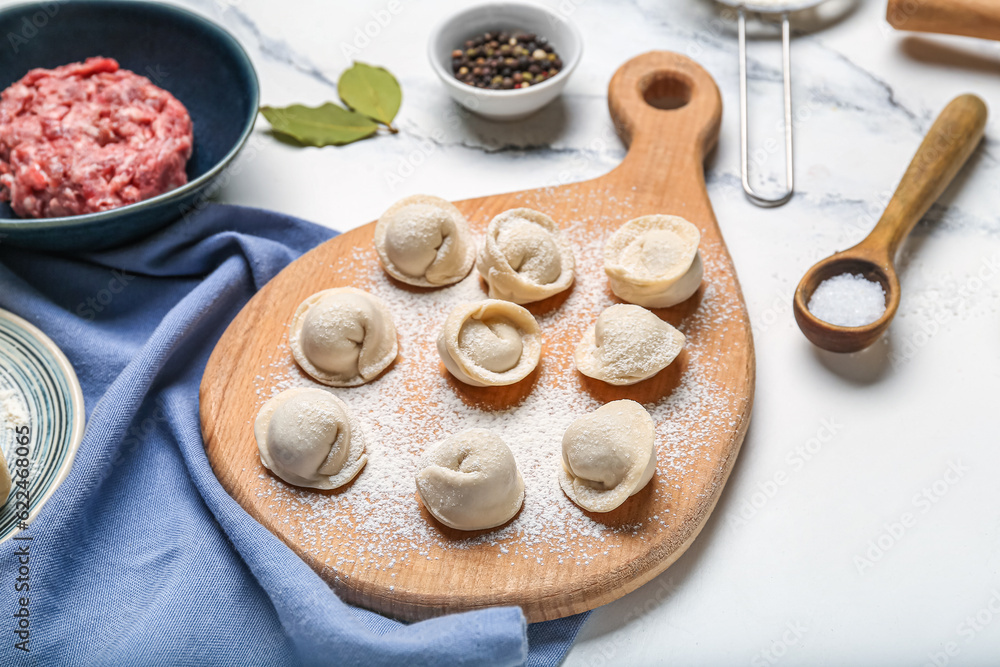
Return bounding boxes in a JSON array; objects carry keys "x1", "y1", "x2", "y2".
[{"x1": 0, "y1": 205, "x2": 588, "y2": 666}]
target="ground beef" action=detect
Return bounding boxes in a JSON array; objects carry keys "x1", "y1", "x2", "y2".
[{"x1": 0, "y1": 57, "x2": 194, "y2": 218}]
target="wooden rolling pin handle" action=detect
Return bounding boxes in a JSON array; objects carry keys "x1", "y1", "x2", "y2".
[
  {"x1": 887, "y1": 0, "x2": 1000, "y2": 41},
  {"x1": 864, "y1": 94, "x2": 987, "y2": 261}
]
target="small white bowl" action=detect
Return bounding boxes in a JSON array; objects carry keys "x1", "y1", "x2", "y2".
[{"x1": 427, "y1": 2, "x2": 583, "y2": 122}]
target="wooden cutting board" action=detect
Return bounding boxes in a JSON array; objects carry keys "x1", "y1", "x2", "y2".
[{"x1": 200, "y1": 52, "x2": 755, "y2": 623}]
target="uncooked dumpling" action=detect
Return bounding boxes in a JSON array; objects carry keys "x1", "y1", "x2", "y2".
[
  {"x1": 559, "y1": 400, "x2": 657, "y2": 513},
  {"x1": 375, "y1": 194, "x2": 475, "y2": 287},
  {"x1": 290, "y1": 287, "x2": 397, "y2": 387},
  {"x1": 477, "y1": 208, "x2": 575, "y2": 304},
  {"x1": 604, "y1": 215, "x2": 703, "y2": 308},
  {"x1": 437, "y1": 300, "x2": 541, "y2": 387},
  {"x1": 575, "y1": 304, "x2": 685, "y2": 385},
  {"x1": 416, "y1": 429, "x2": 525, "y2": 530},
  {"x1": 254, "y1": 387, "x2": 367, "y2": 489}
]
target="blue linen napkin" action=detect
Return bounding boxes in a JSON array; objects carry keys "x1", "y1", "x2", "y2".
[{"x1": 0, "y1": 204, "x2": 588, "y2": 666}]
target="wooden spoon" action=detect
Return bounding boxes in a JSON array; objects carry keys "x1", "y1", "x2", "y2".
[
  {"x1": 887, "y1": 0, "x2": 1000, "y2": 41},
  {"x1": 793, "y1": 94, "x2": 987, "y2": 353}
]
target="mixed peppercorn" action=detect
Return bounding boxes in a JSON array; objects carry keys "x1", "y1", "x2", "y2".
[{"x1": 451, "y1": 31, "x2": 564, "y2": 90}]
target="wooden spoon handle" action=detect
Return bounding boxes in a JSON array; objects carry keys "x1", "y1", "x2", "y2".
[
  {"x1": 887, "y1": 0, "x2": 1000, "y2": 41},
  {"x1": 862, "y1": 94, "x2": 987, "y2": 261}
]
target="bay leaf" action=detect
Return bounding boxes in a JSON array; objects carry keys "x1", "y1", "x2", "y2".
[
  {"x1": 338, "y1": 62, "x2": 402, "y2": 129},
  {"x1": 260, "y1": 103, "x2": 378, "y2": 147}
]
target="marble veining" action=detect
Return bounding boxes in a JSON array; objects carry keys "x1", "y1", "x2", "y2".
[{"x1": 142, "y1": 0, "x2": 1000, "y2": 664}]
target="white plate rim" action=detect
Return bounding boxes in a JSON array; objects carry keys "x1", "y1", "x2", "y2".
[{"x1": 0, "y1": 308, "x2": 86, "y2": 544}]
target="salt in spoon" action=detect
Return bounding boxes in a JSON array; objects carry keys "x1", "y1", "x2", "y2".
[{"x1": 793, "y1": 94, "x2": 987, "y2": 353}]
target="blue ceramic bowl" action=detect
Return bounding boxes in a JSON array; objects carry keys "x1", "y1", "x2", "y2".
[{"x1": 0, "y1": 1, "x2": 259, "y2": 251}]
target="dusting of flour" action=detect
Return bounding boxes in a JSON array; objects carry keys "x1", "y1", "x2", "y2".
[
  {"x1": 250, "y1": 202, "x2": 746, "y2": 575},
  {"x1": 0, "y1": 388, "x2": 29, "y2": 467},
  {"x1": 0, "y1": 389, "x2": 28, "y2": 428}
]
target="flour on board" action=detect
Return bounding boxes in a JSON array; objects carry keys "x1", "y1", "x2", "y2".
[{"x1": 252, "y1": 206, "x2": 745, "y2": 571}]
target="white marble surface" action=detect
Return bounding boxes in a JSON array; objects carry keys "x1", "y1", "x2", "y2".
[{"x1": 149, "y1": 0, "x2": 1000, "y2": 663}]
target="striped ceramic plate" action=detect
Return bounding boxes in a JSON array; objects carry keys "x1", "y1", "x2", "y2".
[{"x1": 0, "y1": 309, "x2": 85, "y2": 544}]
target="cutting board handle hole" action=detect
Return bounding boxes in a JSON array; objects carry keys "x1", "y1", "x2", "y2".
[{"x1": 641, "y1": 72, "x2": 692, "y2": 111}]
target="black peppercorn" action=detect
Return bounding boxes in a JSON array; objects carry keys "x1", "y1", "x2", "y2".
[{"x1": 449, "y1": 29, "x2": 564, "y2": 90}]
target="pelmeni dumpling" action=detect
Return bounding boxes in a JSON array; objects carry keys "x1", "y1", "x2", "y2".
[
  {"x1": 290, "y1": 287, "x2": 397, "y2": 387},
  {"x1": 604, "y1": 215, "x2": 703, "y2": 308},
  {"x1": 416, "y1": 429, "x2": 524, "y2": 530},
  {"x1": 559, "y1": 400, "x2": 657, "y2": 513},
  {"x1": 437, "y1": 300, "x2": 541, "y2": 387},
  {"x1": 477, "y1": 208, "x2": 575, "y2": 304},
  {"x1": 374, "y1": 194, "x2": 476, "y2": 287},
  {"x1": 254, "y1": 387, "x2": 367, "y2": 489},
  {"x1": 575, "y1": 304, "x2": 685, "y2": 385}
]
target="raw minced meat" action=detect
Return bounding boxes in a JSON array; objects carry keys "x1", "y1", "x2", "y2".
[{"x1": 0, "y1": 57, "x2": 194, "y2": 218}]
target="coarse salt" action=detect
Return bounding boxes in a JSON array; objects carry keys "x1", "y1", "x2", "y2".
[{"x1": 808, "y1": 273, "x2": 886, "y2": 327}]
